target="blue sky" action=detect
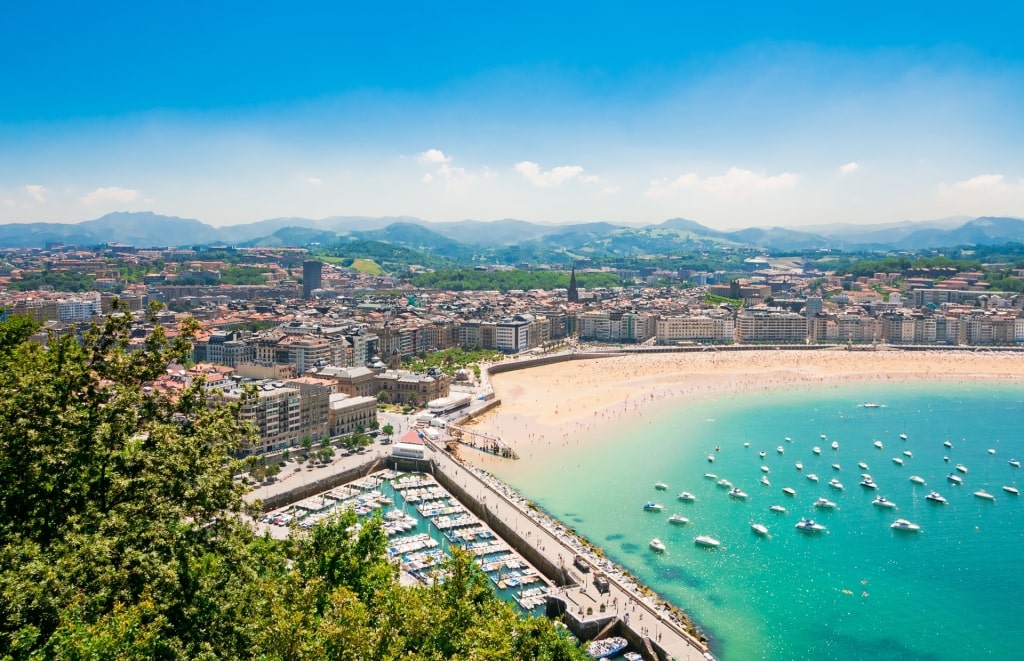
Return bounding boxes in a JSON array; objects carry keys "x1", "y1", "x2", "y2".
[{"x1": 2, "y1": 1, "x2": 1023, "y2": 229}]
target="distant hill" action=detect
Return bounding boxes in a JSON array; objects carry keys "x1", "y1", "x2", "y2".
[{"x1": 2, "y1": 211, "x2": 1023, "y2": 258}]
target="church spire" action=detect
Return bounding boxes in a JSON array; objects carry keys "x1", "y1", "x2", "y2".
[{"x1": 568, "y1": 266, "x2": 579, "y2": 303}]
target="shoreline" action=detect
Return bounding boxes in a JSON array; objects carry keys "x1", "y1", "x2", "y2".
[{"x1": 463, "y1": 348, "x2": 1024, "y2": 464}]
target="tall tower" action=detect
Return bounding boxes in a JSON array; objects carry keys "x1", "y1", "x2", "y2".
[
  {"x1": 567, "y1": 266, "x2": 579, "y2": 303},
  {"x1": 302, "y1": 260, "x2": 322, "y2": 299}
]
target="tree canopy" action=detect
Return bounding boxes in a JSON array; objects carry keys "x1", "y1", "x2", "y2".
[{"x1": 0, "y1": 307, "x2": 585, "y2": 660}]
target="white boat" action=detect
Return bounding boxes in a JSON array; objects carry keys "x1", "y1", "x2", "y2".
[
  {"x1": 759, "y1": 450, "x2": 767, "y2": 459},
  {"x1": 872, "y1": 496, "x2": 897, "y2": 508},
  {"x1": 624, "y1": 653, "x2": 643, "y2": 661},
  {"x1": 909, "y1": 475, "x2": 925, "y2": 485},
  {"x1": 785, "y1": 436, "x2": 792, "y2": 442},
  {"x1": 744, "y1": 442, "x2": 750, "y2": 447},
  {"x1": 943, "y1": 440, "x2": 953, "y2": 448},
  {"x1": 728, "y1": 487, "x2": 749, "y2": 500},
  {"x1": 814, "y1": 497, "x2": 837, "y2": 509},
  {"x1": 925, "y1": 491, "x2": 948, "y2": 504},
  {"x1": 892, "y1": 457, "x2": 904, "y2": 466},
  {"x1": 654, "y1": 481, "x2": 668, "y2": 490},
  {"x1": 678, "y1": 492, "x2": 697, "y2": 502},
  {"x1": 899, "y1": 432, "x2": 908, "y2": 440},
  {"x1": 782, "y1": 487, "x2": 797, "y2": 496},
  {"x1": 760, "y1": 476, "x2": 771, "y2": 487},
  {"x1": 947, "y1": 473, "x2": 963, "y2": 485},
  {"x1": 828, "y1": 478, "x2": 845, "y2": 490},
  {"x1": 956, "y1": 464, "x2": 968, "y2": 474},
  {"x1": 863, "y1": 402, "x2": 881, "y2": 408},
  {"x1": 649, "y1": 538, "x2": 667, "y2": 552},
  {"x1": 988, "y1": 449, "x2": 996, "y2": 455},
  {"x1": 812, "y1": 446, "x2": 822, "y2": 455},
  {"x1": 821, "y1": 434, "x2": 828, "y2": 440},
  {"x1": 873, "y1": 440, "x2": 884, "y2": 449},
  {"x1": 668, "y1": 514, "x2": 690, "y2": 524},
  {"x1": 903, "y1": 450, "x2": 913, "y2": 457},
  {"x1": 643, "y1": 502, "x2": 664, "y2": 511},
  {"x1": 858, "y1": 462, "x2": 869, "y2": 470},
  {"x1": 795, "y1": 518, "x2": 827, "y2": 532},
  {"x1": 704, "y1": 473, "x2": 718, "y2": 480},
  {"x1": 694, "y1": 535, "x2": 721, "y2": 548},
  {"x1": 1010, "y1": 459, "x2": 1021, "y2": 468},
  {"x1": 751, "y1": 523, "x2": 769, "y2": 536},
  {"x1": 859, "y1": 478, "x2": 878, "y2": 489},
  {"x1": 832, "y1": 463, "x2": 842, "y2": 471},
  {"x1": 974, "y1": 489, "x2": 995, "y2": 501},
  {"x1": 891, "y1": 518, "x2": 921, "y2": 532},
  {"x1": 1002, "y1": 486, "x2": 1019, "y2": 495},
  {"x1": 807, "y1": 473, "x2": 819, "y2": 482},
  {"x1": 795, "y1": 461, "x2": 803, "y2": 471},
  {"x1": 831, "y1": 441, "x2": 840, "y2": 450},
  {"x1": 769, "y1": 504, "x2": 788, "y2": 513},
  {"x1": 707, "y1": 454, "x2": 715, "y2": 463},
  {"x1": 716, "y1": 478, "x2": 733, "y2": 488},
  {"x1": 776, "y1": 446, "x2": 785, "y2": 454},
  {"x1": 760, "y1": 465, "x2": 771, "y2": 473},
  {"x1": 586, "y1": 636, "x2": 628, "y2": 659}
]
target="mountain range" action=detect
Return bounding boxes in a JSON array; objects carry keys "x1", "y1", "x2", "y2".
[{"x1": 3, "y1": 211, "x2": 1024, "y2": 258}]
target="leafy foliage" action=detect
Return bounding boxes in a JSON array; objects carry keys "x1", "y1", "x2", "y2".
[
  {"x1": 0, "y1": 309, "x2": 585, "y2": 660},
  {"x1": 404, "y1": 347, "x2": 502, "y2": 375},
  {"x1": 8, "y1": 269, "x2": 95, "y2": 292}
]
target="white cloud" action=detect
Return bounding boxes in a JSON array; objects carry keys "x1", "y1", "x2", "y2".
[
  {"x1": 646, "y1": 167, "x2": 799, "y2": 198},
  {"x1": 306, "y1": 176, "x2": 322, "y2": 185},
  {"x1": 24, "y1": 184, "x2": 46, "y2": 202},
  {"x1": 948, "y1": 173, "x2": 1017, "y2": 192},
  {"x1": 80, "y1": 186, "x2": 141, "y2": 206},
  {"x1": 514, "y1": 161, "x2": 587, "y2": 188},
  {"x1": 839, "y1": 161, "x2": 859, "y2": 176},
  {"x1": 417, "y1": 148, "x2": 452, "y2": 165},
  {"x1": 421, "y1": 173, "x2": 434, "y2": 183}
]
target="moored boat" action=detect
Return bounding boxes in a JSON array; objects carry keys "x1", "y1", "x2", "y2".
[
  {"x1": 769, "y1": 504, "x2": 788, "y2": 513},
  {"x1": 649, "y1": 538, "x2": 667, "y2": 552},
  {"x1": 728, "y1": 487, "x2": 749, "y2": 500},
  {"x1": 832, "y1": 441, "x2": 840, "y2": 450},
  {"x1": 795, "y1": 461, "x2": 803, "y2": 471},
  {"x1": 903, "y1": 450, "x2": 913, "y2": 457},
  {"x1": 694, "y1": 535, "x2": 721, "y2": 548},
  {"x1": 974, "y1": 489, "x2": 995, "y2": 501},
  {"x1": 814, "y1": 497, "x2": 837, "y2": 509},
  {"x1": 716, "y1": 478, "x2": 733, "y2": 488},
  {"x1": 668, "y1": 514, "x2": 690, "y2": 524},
  {"x1": 586, "y1": 636, "x2": 628, "y2": 659},
  {"x1": 806, "y1": 473, "x2": 819, "y2": 482},
  {"x1": 1010, "y1": 459, "x2": 1021, "y2": 468},
  {"x1": 863, "y1": 402, "x2": 881, "y2": 408},
  {"x1": 707, "y1": 454, "x2": 715, "y2": 463},
  {"x1": 654, "y1": 481, "x2": 668, "y2": 490},
  {"x1": 858, "y1": 462, "x2": 869, "y2": 470},
  {"x1": 828, "y1": 478, "x2": 844, "y2": 490},
  {"x1": 782, "y1": 487, "x2": 797, "y2": 496},
  {"x1": 947, "y1": 473, "x2": 963, "y2": 485},
  {"x1": 873, "y1": 440, "x2": 884, "y2": 449},
  {"x1": 859, "y1": 478, "x2": 878, "y2": 489},
  {"x1": 704, "y1": 473, "x2": 718, "y2": 480},
  {"x1": 760, "y1": 465, "x2": 771, "y2": 473},
  {"x1": 795, "y1": 517, "x2": 826, "y2": 532},
  {"x1": 832, "y1": 463, "x2": 842, "y2": 471},
  {"x1": 925, "y1": 491, "x2": 948, "y2": 504},
  {"x1": 909, "y1": 475, "x2": 925, "y2": 485},
  {"x1": 956, "y1": 464, "x2": 968, "y2": 474},
  {"x1": 812, "y1": 446, "x2": 822, "y2": 455},
  {"x1": 751, "y1": 522, "x2": 769, "y2": 536},
  {"x1": 643, "y1": 502, "x2": 664, "y2": 511},
  {"x1": 777, "y1": 445, "x2": 785, "y2": 454},
  {"x1": 899, "y1": 432, "x2": 907, "y2": 440},
  {"x1": 891, "y1": 518, "x2": 921, "y2": 532},
  {"x1": 944, "y1": 440, "x2": 953, "y2": 448},
  {"x1": 892, "y1": 457, "x2": 904, "y2": 466},
  {"x1": 872, "y1": 496, "x2": 897, "y2": 508},
  {"x1": 760, "y1": 475, "x2": 771, "y2": 486},
  {"x1": 678, "y1": 491, "x2": 697, "y2": 502},
  {"x1": 1003, "y1": 486, "x2": 1019, "y2": 495}
]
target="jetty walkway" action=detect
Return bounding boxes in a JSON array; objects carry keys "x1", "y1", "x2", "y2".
[{"x1": 427, "y1": 441, "x2": 714, "y2": 661}]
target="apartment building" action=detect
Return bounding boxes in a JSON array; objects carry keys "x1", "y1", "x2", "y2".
[
  {"x1": 221, "y1": 381, "x2": 302, "y2": 455},
  {"x1": 656, "y1": 313, "x2": 735, "y2": 344},
  {"x1": 735, "y1": 309, "x2": 808, "y2": 343}
]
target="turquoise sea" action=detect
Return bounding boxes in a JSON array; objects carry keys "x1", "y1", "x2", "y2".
[{"x1": 486, "y1": 382, "x2": 1024, "y2": 660}]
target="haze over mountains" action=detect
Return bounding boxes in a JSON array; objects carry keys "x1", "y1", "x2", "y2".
[{"x1": 3, "y1": 212, "x2": 1024, "y2": 255}]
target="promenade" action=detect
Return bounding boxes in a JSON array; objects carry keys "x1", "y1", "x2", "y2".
[{"x1": 428, "y1": 442, "x2": 714, "y2": 661}]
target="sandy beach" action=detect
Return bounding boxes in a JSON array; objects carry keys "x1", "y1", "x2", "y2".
[{"x1": 464, "y1": 349, "x2": 1024, "y2": 467}]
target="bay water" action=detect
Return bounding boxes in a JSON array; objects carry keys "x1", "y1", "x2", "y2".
[{"x1": 486, "y1": 382, "x2": 1024, "y2": 660}]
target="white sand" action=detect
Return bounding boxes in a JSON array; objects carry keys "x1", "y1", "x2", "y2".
[{"x1": 463, "y1": 349, "x2": 1024, "y2": 466}]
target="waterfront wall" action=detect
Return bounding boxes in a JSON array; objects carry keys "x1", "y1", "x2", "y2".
[
  {"x1": 258, "y1": 458, "x2": 385, "y2": 512},
  {"x1": 431, "y1": 463, "x2": 575, "y2": 589},
  {"x1": 487, "y1": 351, "x2": 621, "y2": 376}
]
